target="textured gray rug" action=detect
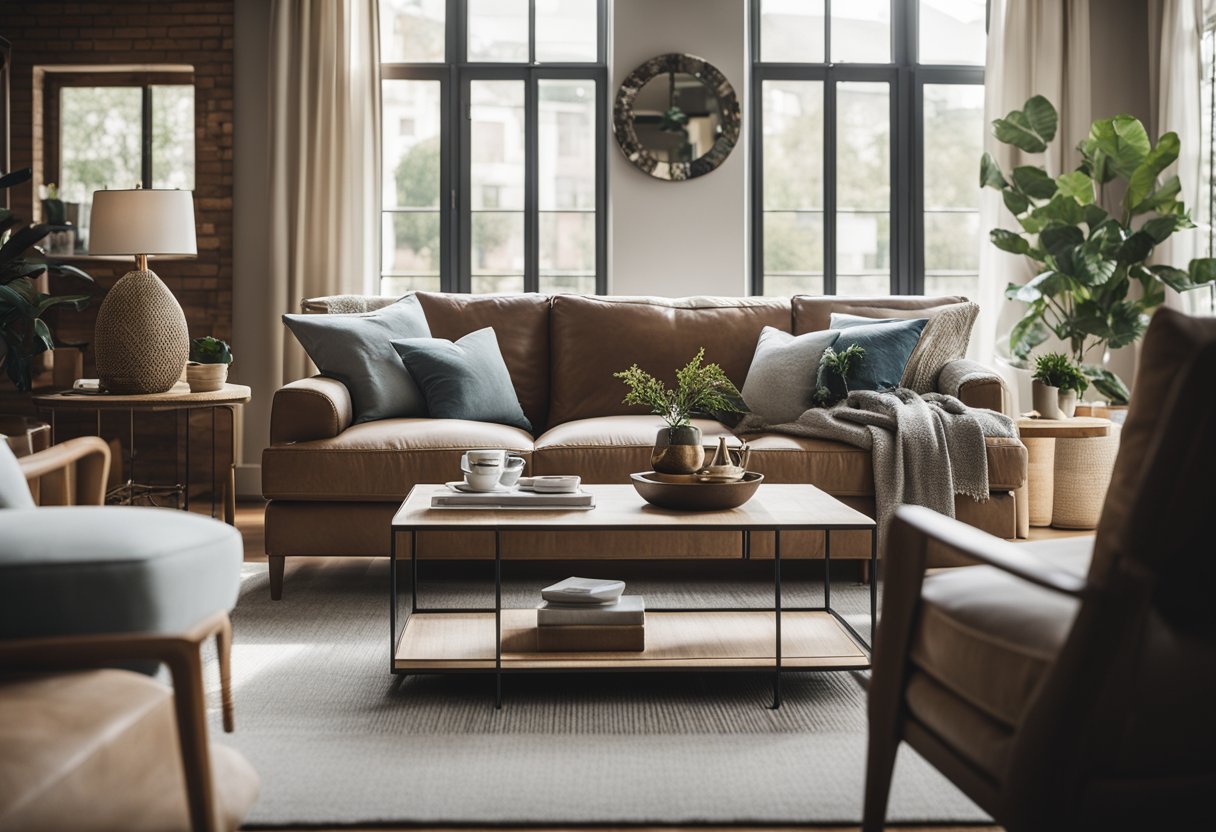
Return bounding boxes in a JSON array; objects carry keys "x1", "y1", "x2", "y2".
[{"x1": 205, "y1": 559, "x2": 989, "y2": 827}]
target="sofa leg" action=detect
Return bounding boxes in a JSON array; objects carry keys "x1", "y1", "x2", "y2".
[{"x1": 269, "y1": 556, "x2": 285, "y2": 601}]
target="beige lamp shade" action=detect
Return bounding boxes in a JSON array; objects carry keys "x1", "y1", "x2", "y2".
[{"x1": 88, "y1": 188, "x2": 198, "y2": 256}]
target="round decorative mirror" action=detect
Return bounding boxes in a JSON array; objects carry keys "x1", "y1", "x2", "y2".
[{"x1": 613, "y1": 53, "x2": 741, "y2": 181}]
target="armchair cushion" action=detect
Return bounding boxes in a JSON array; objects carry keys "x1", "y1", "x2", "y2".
[
  {"x1": 0, "y1": 507, "x2": 242, "y2": 643},
  {"x1": 909, "y1": 536, "x2": 1093, "y2": 727}
]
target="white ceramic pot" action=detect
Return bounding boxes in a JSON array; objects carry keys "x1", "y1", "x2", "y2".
[
  {"x1": 1057, "y1": 388, "x2": 1077, "y2": 418},
  {"x1": 1031, "y1": 380, "x2": 1060, "y2": 419},
  {"x1": 186, "y1": 362, "x2": 228, "y2": 393}
]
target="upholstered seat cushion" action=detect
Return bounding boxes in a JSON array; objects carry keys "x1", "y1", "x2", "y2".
[
  {"x1": 0, "y1": 507, "x2": 242, "y2": 641},
  {"x1": 261, "y1": 418, "x2": 534, "y2": 501},
  {"x1": 909, "y1": 536, "x2": 1093, "y2": 728},
  {"x1": 531, "y1": 416, "x2": 735, "y2": 482},
  {"x1": 0, "y1": 669, "x2": 259, "y2": 832}
]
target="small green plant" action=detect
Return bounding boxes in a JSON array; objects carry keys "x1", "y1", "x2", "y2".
[
  {"x1": 189, "y1": 336, "x2": 233, "y2": 365},
  {"x1": 614, "y1": 348, "x2": 743, "y2": 431},
  {"x1": 813, "y1": 344, "x2": 867, "y2": 406},
  {"x1": 1032, "y1": 351, "x2": 1088, "y2": 395}
]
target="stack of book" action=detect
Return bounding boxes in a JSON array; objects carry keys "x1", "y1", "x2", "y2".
[{"x1": 535, "y1": 577, "x2": 645, "y2": 652}]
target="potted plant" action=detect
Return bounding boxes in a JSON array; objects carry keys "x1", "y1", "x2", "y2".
[
  {"x1": 813, "y1": 344, "x2": 866, "y2": 405},
  {"x1": 187, "y1": 336, "x2": 233, "y2": 393},
  {"x1": 982, "y1": 96, "x2": 1216, "y2": 405},
  {"x1": 1, "y1": 168, "x2": 95, "y2": 392},
  {"x1": 614, "y1": 348, "x2": 744, "y2": 475},
  {"x1": 1031, "y1": 352, "x2": 1088, "y2": 418}
]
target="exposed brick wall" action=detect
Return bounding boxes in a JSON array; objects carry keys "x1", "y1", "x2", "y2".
[{"x1": 3, "y1": 1, "x2": 235, "y2": 378}]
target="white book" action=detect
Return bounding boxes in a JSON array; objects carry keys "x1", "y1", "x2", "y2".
[
  {"x1": 541, "y1": 576, "x2": 626, "y2": 605},
  {"x1": 430, "y1": 490, "x2": 594, "y2": 509},
  {"x1": 537, "y1": 596, "x2": 645, "y2": 627}
]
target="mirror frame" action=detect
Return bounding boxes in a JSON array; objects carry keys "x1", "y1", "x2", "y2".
[{"x1": 612, "y1": 53, "x2": 741, "y2": 182}]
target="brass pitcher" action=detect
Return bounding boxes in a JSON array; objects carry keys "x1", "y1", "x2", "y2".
[{"x1": 696, "y1": 436, "x2": 751, "y2": 482}]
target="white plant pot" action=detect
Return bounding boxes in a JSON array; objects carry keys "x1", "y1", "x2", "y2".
[
  {"x1": 1057, "y1": 388, "x2": 1077, "y2": 418},
  {"x1": 1032, "y1": 380, "x2": 1060, "y2": 419},
  {"x1": 186, "y1": 362, "x2": 228, "y2": 393}
]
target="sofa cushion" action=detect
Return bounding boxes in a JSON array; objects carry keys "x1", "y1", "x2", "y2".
[
  {"x1": 392, "y1": 328, "x2": 532, "y2": 432},
  {"x1": 417, "y1": 292, "x2": 551, "y2": 432},
  {"x1": 0, "y1": 507, "x2": 243, "y2": 641},
  {"x1": 532, "y1": 416, "x2": 734, "y2": 483},
  {"x1": 283, "y1": 295, "x2": 432, "y2": 423},
  {"x1": 910, "y1": 536, "x2": 1092, "y2": 726},
  {"x1": 261, "y1": 418, "x2": 534, "y2": 501},
  {"x1": 793, "y1": 294, "x2": 966, "y2": 335},
  {"x1": 549, "y1": 295, "x2": 792, "y2": 426},
  {"x1": 822, "y1": 315, "x2": 928, "y2": 395},
  {"x1": 741, "y1": 326, "x2": 840, "y2": 423},
  {"x1": 0, "y1": 669, "x2": 259, "y2": 832}
]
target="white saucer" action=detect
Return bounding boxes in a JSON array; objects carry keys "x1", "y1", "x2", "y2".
[{"x1": 445, "y1": 481, "x2": 513, "y2": 494}]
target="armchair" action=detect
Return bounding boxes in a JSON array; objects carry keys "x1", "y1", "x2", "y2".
[
  {"x1": 863, "y1": 308, "x2": 1216, "y2": 831},
  {"x1": 0, "y1": 438, "x2": 259, "y2": 831}
]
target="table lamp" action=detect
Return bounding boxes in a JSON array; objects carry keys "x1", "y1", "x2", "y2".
[{"x1": 88, "y1": 187, "x2": 197, "y2": 394}]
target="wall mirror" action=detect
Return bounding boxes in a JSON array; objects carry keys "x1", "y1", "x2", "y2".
[{"x1": 613, "y1": 53, "x2": 741, "y2": 181}]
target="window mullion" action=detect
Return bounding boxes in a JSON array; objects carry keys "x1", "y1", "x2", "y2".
[
  {"x1": 825, "y1": 74, "x2": 837, "y2": 296},
  {"x1": 525, "y1": 70, "x2": 538, "y2": 293},
  {"x1": 141, "y1": 85, "x2": 152, "y2": 188}
]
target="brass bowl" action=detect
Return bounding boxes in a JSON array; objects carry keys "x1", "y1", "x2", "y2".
[{"x1": 629, "y1": 471, "x2": 764, "y2": 511}]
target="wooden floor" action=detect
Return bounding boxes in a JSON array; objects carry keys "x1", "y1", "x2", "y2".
[{"x1": 234, "y1": 501, "x2": 1011, "y2": 831}]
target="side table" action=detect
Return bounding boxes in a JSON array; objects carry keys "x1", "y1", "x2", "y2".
[
  {"x1": 1015, "y1": 416, "x2": 1114, "y2": 530},
  {"x1": 34, "y1": 382, "x2": 251, "y2": 525}
]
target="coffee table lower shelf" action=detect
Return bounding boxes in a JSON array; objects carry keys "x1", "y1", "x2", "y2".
[{"x1": 394, "y1": 609, "x2": 870, "y2": 671}]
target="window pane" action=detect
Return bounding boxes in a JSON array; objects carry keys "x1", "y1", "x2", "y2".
[
  {"x1": 150, "y1": 85, "x2": 194, "y2": 190},
  {"x1": 762, "y1": 80, "x2": 823, "y2": 210},
  {"x1": 925, "y1": 273, "x2": 979, "y2": 297},
  {"x1": 837, "y1": 211, "x2": 890, "y2": 283},
  {"x1": 472, "y1": 275, "x2": 526, "y2": 293},
  {"x1": 760, "y1": 0, "x2": 825, "y2": 63},
  {"x1": 836, "y1": 274, "x2": 892, "y2": 294},
  {"x1": 59, "y1": 86, "x2": 143, "y2": 252},
  {"x1": 536, "y1": 0, "x2": 597, "y2": 62},
  {"x1": 383, "y1": 79, "x2": 442, "y2": 210},
  {"x1": 923, "y1": 84, "x2": 983, "y2": 210},
  {"x1": 832, "y1": 0, "x2": 891, "y2": 63},
  {"x1": 539, "y1": 80, "x2": 595, "y2": 210},
  {"x1": 379, "y1": 0, "x2": 445, "y2": 62},
  {"x1": 540, "y1": 275, "x2": 597, "y2": 294},
  {"x1": 471, "y1": 81, "x2": 524, "y2": 210},
  {"x1": 382, "y1": 211, "x2": 441, "y2": 275},
  {"x1": 924, "y1": 212, "x2": 980, "y2": 272},
  {"x1": 382, "y1": 275, "x2": 442, "y2": 295},
  {"x1": 837, "y1": 82, "x2": 889, "y2": 211},
  {"x1": 764, "y1": 274, "x2": 825, "y2": 296},
  {"x1": 920, "y1": 0, "x2": 987, "y2": 66},
  {"x1": 763, "y1": 211, "x2": 824, "y2": 289},
  {"x1": 539, "y1": 212, "x2": 595, "y2": 277},
  {"x1": 471, "y1": 212, "x2": 524, "y2": 276},
  {"x1": 467, "y1": 0, "x2": 528, "y2": 62}
]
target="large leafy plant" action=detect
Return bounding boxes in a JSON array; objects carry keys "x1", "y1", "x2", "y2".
[
  {"x1": 982, "y1": 96, "x2": 1216, "y2": 403},
  {"x1": 614, "y1": 348, "x2": 744, "y2": 432},
  {"x1": 0, "y1": 167, "x2": 95, "y2": 391}
]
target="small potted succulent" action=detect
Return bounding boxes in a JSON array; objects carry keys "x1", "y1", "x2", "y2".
[
  {"x1": 187, "y1": 336, "x2": 233, "y2": 393},
  {"x1": 614, "y1": 348, "x2": 744, "y2": 475},
  {"x1": 1032, "y1": 352, "x2": 1087, "y2": 418}
]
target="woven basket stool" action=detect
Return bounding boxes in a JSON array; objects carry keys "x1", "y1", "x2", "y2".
[{"x1": 1051, "y1": 424, "x2": 1122, "y2": 529}]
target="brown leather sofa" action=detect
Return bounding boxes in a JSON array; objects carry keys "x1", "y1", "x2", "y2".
[{"x1": 262, "y1": 293, "x2": 1027, "y2": 599}]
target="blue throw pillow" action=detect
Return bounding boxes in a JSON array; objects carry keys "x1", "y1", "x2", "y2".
[
  {"x1": 819, "y1": 314, "x2": 928, "y2": 395},
  {"x1": 391, "y1": 328, "x2": 532, "y2": 433},
  {"x1": 283, "y1": 295, "x2": 433, "y2": 424}
]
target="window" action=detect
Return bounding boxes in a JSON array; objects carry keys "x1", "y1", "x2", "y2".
[
  {"x1": 752, "y1": 0, "x2": 986, "y2": 297},
  {"x1": 47, "y1": 72, "x2": 195, "y2": 254},
  {"x1": 379, "y1": 0, "x2": 607, "y2": 296},
  {"x1": 1196, "y1": 14, "x2": 1216, "y2": 315}
]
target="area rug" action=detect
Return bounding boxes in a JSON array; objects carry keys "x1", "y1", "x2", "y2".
[{"x1": 205, "y1": 559, "x2": 990, "y2": 827}]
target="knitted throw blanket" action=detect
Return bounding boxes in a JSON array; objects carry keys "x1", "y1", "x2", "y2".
[{"x1": 736, "y1": 389, "x2": 1017, "y2": 536}]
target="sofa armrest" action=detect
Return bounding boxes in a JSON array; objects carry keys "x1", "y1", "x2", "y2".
[
  {"x1": 938, "y1": 358, "x2": 1010, "y2": 414},
  {"x1": 269, "y1": 376, "x2": 354, "y2": 444}
]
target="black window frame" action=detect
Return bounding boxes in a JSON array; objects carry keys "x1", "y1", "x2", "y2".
[
  {"x1": 379, "y1": 0, "x2": 608, "y2": 295},
  {"x1": 750, "y1": 0, "x2": 986, "y2": 297}
]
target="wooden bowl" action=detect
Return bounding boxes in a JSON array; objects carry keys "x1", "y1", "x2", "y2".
[{"x1": 629, "y1": 471, "x2": 763, "y2": 511}]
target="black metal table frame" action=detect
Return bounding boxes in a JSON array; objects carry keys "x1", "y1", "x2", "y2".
[{"x1": 390, "y1": 520, "x2": 878, "y2": 710}]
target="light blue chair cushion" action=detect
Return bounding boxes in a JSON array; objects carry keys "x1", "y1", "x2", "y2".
[
  {"x1": 0, "y1": 442, "x2": 35, "y2": 509},
  {"x1": 0, "y1": 506, "x2": 243, "y2": 642}
]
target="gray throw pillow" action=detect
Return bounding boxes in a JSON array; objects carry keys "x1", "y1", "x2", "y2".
[
  {"x1": 282, "y1": 295, "x2": 432, "y2": 423},
  {"x1": 391, "y1": 328, "x2": 531, "y2": 433},
  {"x1": 742, "y1": 326, "x2": 840, "y2": 423},
  {"x1": 0, "y1": 442, "x2": 36, "y2": 509},
  {"x1": 821, "y1": 314, "x2": 928, "y2": 395}
]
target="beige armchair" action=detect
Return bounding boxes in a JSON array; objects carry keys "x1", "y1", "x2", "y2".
[{"x1": 863, "y1": 308, "x2": 1216, "y2": 831}]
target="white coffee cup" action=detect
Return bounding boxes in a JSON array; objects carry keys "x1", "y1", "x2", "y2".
[
  {"x1": 464, "y1": 465, "x2": 503, "y2": 492},
  {"x1": 462, "y1": 450, "x2": 525, "y2": 488}
]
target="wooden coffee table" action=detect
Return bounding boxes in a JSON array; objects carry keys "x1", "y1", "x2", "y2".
[{"x1": 390, "y1": 483, "x2": 877, "y2": 709}]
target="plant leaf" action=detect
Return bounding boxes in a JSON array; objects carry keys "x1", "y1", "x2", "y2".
[
  {"x1": 1125, "y1": 131, "x2": 1180, "y2": 213},
  {"x1": 1082, "y1": 365, "x2": 1131, "y2": 405},
  {"x1": 1023, "y1": 95, "x2": 1058, "y2": 144},
  {"x1": 1055, "y1": 171, "x2": 1094, "y2": 204},
  {"x1": 1003, "y1": 188, "x2": 1030, "y2": 215},
  {"x1": 0, "y1": 223, "x2": 51, "y2": 264},
  {"x1": 1148, "y1": 265, "x2": 1193, "y2": 293},
  {"x1": 1084, "y1": 203, "x2": 1110, "y2": 230},
  {"x1": 990, "y1": 228, "x2": 1030, "y2": 254},
  {"x1": 993, "y1": 111, "x2": 1048, "y2": 154},
  {"x1": 1009, "y1": 310, "x2": 1050, "y2": 360},
  {"x1": 1189, "y1": 258, "x2": 1216, "y2": 284},
  {"x1": 980, "y1": 152, "x2": 1008, "y2": 189},
  {"x1": 1116, "y1": 231, "x2": 1155, "y2": 264},
  {"x1": 1089, "y1": 115, "x2": 1151, "y2": 179},
  {"x1": 1012, "y1": 165, "x2": 1058, "y2": 199},
  {"x1": 1039, "y1": 224, "x2": 1085, "y2": 258},
  {"x1": 1140, "y1": 175, "x2": 1182, "y2": 212},
  {"x1": 0, "y1": 168, "x2": 33, "y2": 191}
]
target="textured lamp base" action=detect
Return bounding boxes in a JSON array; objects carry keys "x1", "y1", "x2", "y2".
[{"x1": 94, "y1": 269, "x2": 189, "y2": 394}]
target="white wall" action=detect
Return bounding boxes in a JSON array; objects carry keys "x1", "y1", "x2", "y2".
[{"x1": 609, "y1": 0, "x2": 749, "y2": 297}]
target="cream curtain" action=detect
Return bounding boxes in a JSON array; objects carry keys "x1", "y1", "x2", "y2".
[
  {"x1": 974, "y1": 0, "x2": 1092, "y2": 406},
  {"x1": 269, "y1": 0, "x2": 381, "y2": 383}
]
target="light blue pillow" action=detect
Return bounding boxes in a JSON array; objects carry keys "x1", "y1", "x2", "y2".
[
  {"x1": 0, "y1": 442, "x2": 36, "y2": 509},
  {"x1": 742, "y1": 326, "x2": 840, "y2": 423},
  {"x1": 391, "y1": 328, "x2": 532, "y2": 433},
  {"x1": 821, "y1": 314, "x2": 928, "y2": 395},
  {"x1": 283, "y1": 295, "x2": 432, "y2": 423}
]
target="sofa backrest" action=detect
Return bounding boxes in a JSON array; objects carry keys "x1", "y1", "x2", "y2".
[
  {"x1": 548, "y1": 295, "x2": 792, "y2": 425},
  {"x1": 792, "y1": 294, "x2": 967, "y2": 334}
]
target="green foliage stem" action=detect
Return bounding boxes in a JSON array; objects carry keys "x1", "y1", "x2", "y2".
[{"x1": 613, "y1": 348, "x2": 744, "y2": 431}]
